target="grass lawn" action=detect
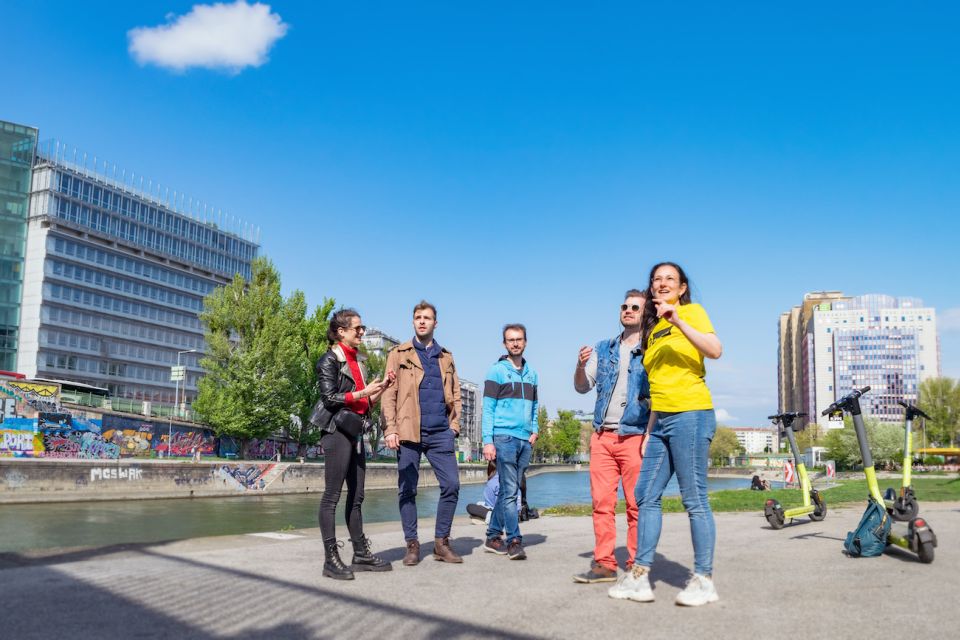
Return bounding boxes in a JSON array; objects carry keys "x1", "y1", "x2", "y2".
[{"x1": 543, "y1": 475, "x2": 960, "y2": 516}]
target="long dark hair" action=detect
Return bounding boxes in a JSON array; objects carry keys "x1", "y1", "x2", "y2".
[{"x1": 642, "y1": 262, "x2": 692, "y2": 346}]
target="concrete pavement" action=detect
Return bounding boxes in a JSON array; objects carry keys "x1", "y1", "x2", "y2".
[{"x1": 2, "y1": 501, "x2": 958, "y2": 639}]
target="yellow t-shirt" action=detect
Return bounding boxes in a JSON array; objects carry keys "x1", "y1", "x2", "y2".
[{"x1": 644, "y1": 303, "x2": 715, "y2": 412}]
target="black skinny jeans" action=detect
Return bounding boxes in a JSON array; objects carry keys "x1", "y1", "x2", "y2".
[{"x1": 319, "y1": 429, "x2": 366, "y2": 545}]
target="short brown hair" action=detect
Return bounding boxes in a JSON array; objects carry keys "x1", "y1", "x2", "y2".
[
  {"x1": 413, "y1": 300, "x2": 437, "y2": 319},
  {"x1": 502, "y1": 323, "x2": 527, "y2": 341},
  {"x1": 624, "y1": 289, "x2": 646, "y2": 299}
]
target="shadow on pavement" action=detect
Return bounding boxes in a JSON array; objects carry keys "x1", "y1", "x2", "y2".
[
  {"x1": 2, "y1": 546, "x2": 544, "y2": 640},
  {"x1": 789, "y1": 530, "x2": 845, "y2": 542},
  {"x1": 0, "y1": 539, "x2": 178, "y2": 570}
]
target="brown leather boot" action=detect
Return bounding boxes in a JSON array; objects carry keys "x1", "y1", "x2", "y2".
[
  {"x1": 402, "y1": 539, "x2": 420, "y2": 566},
  {"x1": 433, "y1": 536, "x2": 463, "y2": 563}
]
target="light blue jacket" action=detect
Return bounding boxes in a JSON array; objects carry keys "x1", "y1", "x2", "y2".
[{"x1": 481, "y1": 356, "x2": 539, "y2": 445}]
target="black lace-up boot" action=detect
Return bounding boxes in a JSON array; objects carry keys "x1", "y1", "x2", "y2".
[
  {"x1": 351, "y1": 535, "x2": 393, "y2": 572},
  {"x1": 323, "y1": 540, "x2": 355, "y2": 580}
]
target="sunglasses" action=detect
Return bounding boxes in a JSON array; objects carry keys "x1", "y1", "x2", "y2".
[
  {"x1": 345, "y1": 325, "x2": 367, "y2": 334},
  {"x1": 620, "y1": 304, "x2": 642, "y2": 312}
]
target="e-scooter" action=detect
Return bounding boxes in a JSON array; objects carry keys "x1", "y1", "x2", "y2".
[
  {"x1": 882, "y1": 400, "x2": 931, "y2": 521},
  {"x1": 822, "y1": 387, "x2": 937, "y2": 563},
  {"x1": 763, "y1": 412, "x2": 827, "y2": 529}
]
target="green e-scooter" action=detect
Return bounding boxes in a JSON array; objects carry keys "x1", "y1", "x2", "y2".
[
  {"x1": 823, "y1": 386, "x2": 937, "y2": 563},
  {"x1": 882, "y1": 400, "x2": 931, "y2": 521},
  {"x1": 763, "y1": 412, "x2": 827, "y2": 529}
]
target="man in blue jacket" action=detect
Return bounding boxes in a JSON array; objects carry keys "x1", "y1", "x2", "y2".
[{"x1": 481, "y1": 323, "x2": 539, "y2": 560}]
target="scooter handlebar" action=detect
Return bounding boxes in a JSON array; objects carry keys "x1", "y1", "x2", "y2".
[
  {"x1": 821, "y1": 386, "x2": 871, "y2": 416},
  {"x1": 897, "y1": 400, "x2": 932, "y2": 421}
]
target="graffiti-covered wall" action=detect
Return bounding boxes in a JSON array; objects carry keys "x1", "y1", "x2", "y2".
[{"x1": 0, "y1": 378, "x2": 222, "y2": 460}]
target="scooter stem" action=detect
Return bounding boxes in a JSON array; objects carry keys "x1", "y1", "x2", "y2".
[{"x1": 850, "y1": 404, "x2": 885, "y2": 504}]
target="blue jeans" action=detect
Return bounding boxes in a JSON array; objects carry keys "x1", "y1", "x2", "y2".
[
  {"x1": 398, "y1": 429, "x2": 461, "y2": 541},
  {"x1": 634, "y1": 409, "x2": 717, "y2": 575},
  {"x1": 486, "y1": 434, "x2": 531, "y2": 542}
]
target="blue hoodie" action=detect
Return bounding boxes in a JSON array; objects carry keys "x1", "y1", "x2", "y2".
[{"x1": 482, "y1": 356, "x2": 539, "y2": 445}]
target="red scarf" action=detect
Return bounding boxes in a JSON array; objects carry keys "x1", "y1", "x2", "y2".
[{"x1": 340, "y1": 342, "x2": 369, "y2": 415}]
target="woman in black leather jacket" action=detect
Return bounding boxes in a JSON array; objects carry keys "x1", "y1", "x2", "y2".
[{"x1": 312, "y1": 308, "x2": 394, "y2": 580}]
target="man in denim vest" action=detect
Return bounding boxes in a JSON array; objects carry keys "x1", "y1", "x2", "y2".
[{"x1": 572, "y1": 289, "x2": 650, "y2": 583}]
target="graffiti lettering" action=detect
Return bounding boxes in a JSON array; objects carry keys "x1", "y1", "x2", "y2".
[
  {"x1": 1, "y1": 430, "x2": 34, "y2": 454},
  {"x1": 157, "y1": 430, "x2": 216, "y2": 457},
  {"x1": 247, "y1": 439, "x2": 281, "y2": 460},
  {"x1": 103, "y1": 428, "x2": 153, "y2": 457},
  {"x1": 3, "y1": 470, "x2": 27, "y2": 489},
  {"x1": 90, "y1": 467, "x2": 143, "y2": 481},
  {"x1": 218, "y1": 464, "x2": 271, "y2": 490},
  {"x1": 41, "y1": 430, "x2": 119, "y2": 460},
  {"x1": 6, "y1": 381, "x2": 60, "y2": 413}
]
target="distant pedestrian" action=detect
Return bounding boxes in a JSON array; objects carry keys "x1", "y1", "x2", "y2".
[
  {"x1": 481, "y1": 324, "x2": 539, "y2": 560},
  {"x1": 572, "y1": 289, "x2": 650, "y2": 583},
  {"x1": 382, "y1": 301, "x2": 464, "y2": 566},
  {"x1": 310, "y1": 308, "x2": 395, "y2": 580},
  {"x1": 608, "y1": 262, "x2": 723, "y2": 607}
]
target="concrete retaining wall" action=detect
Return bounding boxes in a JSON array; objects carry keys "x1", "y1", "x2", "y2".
[{"x1": 0, "y1": 460, "x2": 577, "y2": 504}]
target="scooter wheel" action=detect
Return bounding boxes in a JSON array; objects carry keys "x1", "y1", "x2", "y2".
[
  {"x1": 892, "y1": 496, "x2": 919, "y2": 522},
  {"x1": 809, "y1": 500, "x2": 827, "y2": 522},
  {"x1": 766, "y1": 509, "x2": 785, "y2": 530},
  {"x1": 918, "y1": 539, "x2": 935, "y2": 564}
]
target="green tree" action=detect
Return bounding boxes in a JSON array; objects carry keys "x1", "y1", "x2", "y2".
[
  {"x1": 823, "y1": 416, "x2": 905, "y2": 470},
  {"x1": 193, "y1": 258, "x2": 336, "y2": 457},
  {"x1": 363, "y1": 347, "x2": 387, "y2": 456},
  {"x1": 795, "y1": 422, "x2": 825, "y2": 452},
  {"x1": 532, "y1": 406, "x2": 555, "y2": 462},
  {"x1": 919, "y1": 377, "x2": 960, "y2": 446},
  {"x1": 709, "y1": 427, "x2": 742, "y2": 466},
  {"x1": 552, "y1": 410, "x2": 583, "y2": 461},
  {"x1": 287, "y1": 297, "x2": 336, "y2": 456}
]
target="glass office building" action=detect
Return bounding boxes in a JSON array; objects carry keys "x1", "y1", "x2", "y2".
[
  {"x1": 15, "y1": 136, "x2": 259, "y2": 405},
  {"x1": 779, "y1": 292, "x2": 939, "y2": 428},
  {"x1": 0, "y1": 121, "x2": 38, "y2": 371}
]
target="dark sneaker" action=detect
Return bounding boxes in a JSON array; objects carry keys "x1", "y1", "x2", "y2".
[
  {"x1": 573, "y1": 563, "x2": 617, "y2": 583},
  {"x1": 507, "y1": 538, "x2": 526, "y2": 560},
  {"x1": 483, "y1": 536, "x2": 507, "y2": 555}
]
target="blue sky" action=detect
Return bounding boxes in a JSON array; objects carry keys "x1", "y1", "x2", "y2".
[{"x1": 5, "y1": 1, "x2": 959, "y2": 424}]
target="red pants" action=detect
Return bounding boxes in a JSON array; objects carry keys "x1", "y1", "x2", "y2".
[{"x1": 590, "y1": 430, "x2": 644, "y2": 570}]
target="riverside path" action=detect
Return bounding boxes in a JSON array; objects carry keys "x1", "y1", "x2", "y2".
[{"x1": 1, "y1": 501, "x2": 957, "y2": 639}]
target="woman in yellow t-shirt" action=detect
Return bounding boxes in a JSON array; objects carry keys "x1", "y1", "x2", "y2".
[{"x1": 608, "y1": 262, "x2": 723, "y2": 608}]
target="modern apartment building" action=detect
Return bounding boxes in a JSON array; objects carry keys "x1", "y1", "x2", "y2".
[
  {"x1": 0, "y1": 121, "x2": 38, "y2": 371},
  {"x1": 458, "y1": 377, "x2": 481, "y2": 458},
  {"x1": 360, "y1": 327, "x2": 401, "y2": 358},
  {"x1": 729, "y1": 426, "x2": 779, "y2": 454},
  {"x1": 13, "y1": 132, "x2": 259, "y2": 405},
  {"x1": 778, "y1": 292, "x2": 940, "y2": 428}
]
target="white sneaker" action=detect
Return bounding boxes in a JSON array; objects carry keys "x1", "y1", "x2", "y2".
[
  {"x1": 608, "y1": 566, "x2": 655, "y2": 602},
  {"x1": 675, "y1": 574, "x2": 719, "y2": 607}
]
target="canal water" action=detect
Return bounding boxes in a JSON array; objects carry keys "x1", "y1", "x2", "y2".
[{"x1": 0, "y1": 471, "x2": 750, "y2": 553}]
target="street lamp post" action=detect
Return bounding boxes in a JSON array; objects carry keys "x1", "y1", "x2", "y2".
[{"x1": 167, "y1": 348, "x2": 197, "y2": 457}]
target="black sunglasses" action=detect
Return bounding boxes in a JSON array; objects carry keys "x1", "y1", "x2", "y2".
[{"x1": 620, "y1": 304, "x2": 641, "y2": 312}]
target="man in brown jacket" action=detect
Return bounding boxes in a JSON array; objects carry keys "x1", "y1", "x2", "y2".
[{"x1": 383, "y1": 301, "x2": 463, "y2": 566}]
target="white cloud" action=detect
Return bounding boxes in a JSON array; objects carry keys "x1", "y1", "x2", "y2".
[
  {"x1": 940, "y1": 308, "x2": 960, "y2": 333},
  {"x1": 128, "y1": 2, "x2": 288, "y2": 73},
  {"x1": 715, "y1": 408, "x2": 738, "y2": 424}
]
